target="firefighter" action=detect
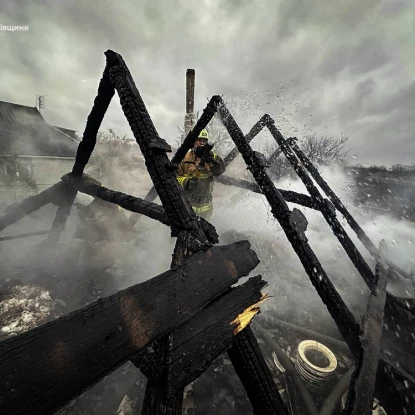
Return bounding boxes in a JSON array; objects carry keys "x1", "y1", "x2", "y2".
[{"x1": 177, "y1": 129, "x2": 225, "y2": 220}]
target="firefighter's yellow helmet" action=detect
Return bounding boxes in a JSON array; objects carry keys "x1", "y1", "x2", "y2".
[{"x1": 198, "y1": 129, "x2": 209, "y2": 140}]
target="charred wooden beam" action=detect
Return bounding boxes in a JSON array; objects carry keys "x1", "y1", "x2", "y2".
[
  {"x1": 0, "y1": 241, "x2": 258, "y2": 415},
  {"x1": 288, "y1": 138, "x2": 412, "y2": 281},
  {"x1": 223, "y1": 114, "x2": 272, "y2": 166},
  {"x1": 215, "y1": 174, "x2": 320, "y2": 210},
  {"x1": 217, "y1": 99, "x2": 360, "y2": 354},
  {"x1": 64, "y1": 173, "x2": 170, "y2": 226},
  {"x1": 138, "y1": 276, "x2": 268, "y2": 392},
  {"x1": 0, "y1": 229, "x2": 51, "y2": 242},
  {"x1": 44, "y1": 187, "x2": 77, "y2": 244},
  {"x1": 105, "y1": 50, "x2": 209, "y2": 248},
  {"x1": 228, "y1": 325, "x2": 291, "y2": 415},
  {"x1": 0, "y1": 182, "x2": 67, "y2": 233},
  {"x1": 71, "y1": 68, "x2": 115, "y2": 176},
  {"x1": 343, "y1": 242, "x2": 390, "y2": 415},
  {"x1": 267, "y1": 124, "x2": 377, "y2": 292}
]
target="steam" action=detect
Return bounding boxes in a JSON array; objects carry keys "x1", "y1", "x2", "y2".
[{"x1": 213, "y1": 162, "x2": 415, "y2": 331}]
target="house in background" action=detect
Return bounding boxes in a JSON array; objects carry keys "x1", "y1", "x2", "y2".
[{"x1": 0, "y1": 100, "x2": 79, "y2": 201}]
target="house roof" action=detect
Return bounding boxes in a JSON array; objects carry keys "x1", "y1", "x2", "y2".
[
  {"x1": 0, "y1": 100, "x2": 79, "y2": 157},
  {"x1": 52, "y1": 126, "x2": 79, "y2": 140}
]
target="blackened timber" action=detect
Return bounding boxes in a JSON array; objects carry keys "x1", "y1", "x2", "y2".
[
  {"x1": 289, "y1": 139, "x2": 412, "y2": 281},
  {"x1": 72, "y1": 69, "x2": 115, "y2": 176},
  {"x1": 44, "y1": 187, "x2": 77, "y2": 244},
  {"x1": 223, "y1": 114, "x2": 273, "y2": 166},
  {"x1": 228, "y1": 326, "x2": 290, "y2": 415},
  {"x1": 64, "y1": 174, "x2": 170, "y2": 226},
  {"x1": 105, "y1": 50, "x2": 208, "y2": 246},
  {"x1": 0, "y1": 241, "x2": 259, "y2": 415},
  {"x1": 343, "y1": 244, "x2": 390, "y2": 415},
  {"x1": 0, "y1": 182, "x2": 66, "y2": 232},
  {"x1": 217, "y1": 100, "x2": 360, "y2": 355},
  {"x1": 215, "y1": 174, "x2": 320, "y2": 210},
  {"x1": 140, "y1": 276, "x2": 268, "y2": 393},
  {"x1": 267, "y1": 123, "x2": 377, "y2": 290}
]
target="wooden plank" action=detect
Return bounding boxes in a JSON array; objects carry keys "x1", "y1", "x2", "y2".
[
  {"x1": 0, "y1": 241, "x2": 259, "y2": 415},
  {"x1": 140, "y1": 276, "x2": 267, "y2": 391},
  {"x1": 343, "y1": 243, "x2": 390, "y2": 415},
  {"x1": 0, "y1": 181, "x2": 65, "y2": 232},
  {"x1": 215, "y1": 174, "x2": 320, "y2": 210},
  {"x1": 223, "y1": 114, "x2": 272, "y2": 166},
  {"x1": 71, "y1": 68, "x2": 115, "y2": 176},
  {"x1": 64, "y1": 173, "x2": 170, "y2": 226},
  {"x1": 228, "y1": 326, "x2": 290, "y2": 415}
]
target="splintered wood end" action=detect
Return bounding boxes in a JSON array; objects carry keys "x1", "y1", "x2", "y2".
[{"x1": 230, "y1": 293, "x2": 270, "y2": 334}]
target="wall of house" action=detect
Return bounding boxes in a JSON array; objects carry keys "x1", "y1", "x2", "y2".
[
  {"x1": 0, "y1": 157, "x2": 75, "y2": 208},
  {"x1": 28, "y1": 157, "x2": 74, "y2": 191}
]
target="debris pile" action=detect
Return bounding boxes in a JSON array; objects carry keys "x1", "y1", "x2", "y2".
[{"x1": 0, "y1": 283, "x2": 54, "y2": 338}]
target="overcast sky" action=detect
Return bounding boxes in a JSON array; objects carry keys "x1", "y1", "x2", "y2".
[{"x1": 1, "y1": 0, "x2": 414, "y2": 166}]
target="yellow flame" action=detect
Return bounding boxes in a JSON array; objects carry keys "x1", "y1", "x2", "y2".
[{"x1": 230, "y1": 293, "x2": 270, "y2": 334}]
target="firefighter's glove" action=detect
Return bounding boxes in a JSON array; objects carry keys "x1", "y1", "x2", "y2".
[
  {"x1": 186, "y1": 177, "x2": 198, "y2": 192},
  {"x1": 193, "y1": 145, "x2": 206, "y2": 159}
]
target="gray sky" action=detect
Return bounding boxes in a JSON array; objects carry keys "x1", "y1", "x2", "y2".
[{"x1": 1, "y1": 0, "x2": 414, "y2": 166}]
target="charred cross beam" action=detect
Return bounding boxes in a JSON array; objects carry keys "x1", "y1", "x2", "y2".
[
  {"x1": 215, "y1": 174, "x2": 321, "y2": 210},
  {"x1": 138, "y1": 276, "x2": 268, "y2": 393},
  {"x1": 64, "y1": 173, "x2": 170, "y2": 227},
  {"x1": 217, "y1": 98, "x2": 361, "y2": 354},
  {"x1": 0, "y1": 242, "x2": 258, "y2": 415},
  {"x1": 223, "y1": 114, "x2": 273, "y2": 166},
  {"x1": 43, "y1": 186, "x2": 77, "y2": 245},
  {"x1": 288, "y1": 138, "x2": 413, "y2": 281},
  {"x1": 343, "y1": 241, "x2": 390, "y2": 415},
  {"x1": 0, "y1": 181, "x2": 68, "y2": 233}
]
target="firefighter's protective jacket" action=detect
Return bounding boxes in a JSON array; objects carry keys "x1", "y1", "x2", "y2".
[{"x1": 177, "y1": 149, "x2": 225, "y2": 216}]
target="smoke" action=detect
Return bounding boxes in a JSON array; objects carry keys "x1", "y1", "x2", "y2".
[
  {"x1": 1, "y1": 126, "x2": 414, "y2": 413},
  {"x1": 213, "y1": 162, "x2": 415, "y2": 334}
]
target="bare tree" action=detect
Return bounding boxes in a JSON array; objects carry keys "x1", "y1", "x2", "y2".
[
  {"x1": 266, "y1": 132, "x2": 351, "y2": 181},
  {"x1": 301, "y1": 132, "x2": 350, "y2": 165}
]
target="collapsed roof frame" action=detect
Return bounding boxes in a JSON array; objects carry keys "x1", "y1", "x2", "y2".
[{"x1": 0, "y1": 50, "x2": 413, "y2": 415}]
